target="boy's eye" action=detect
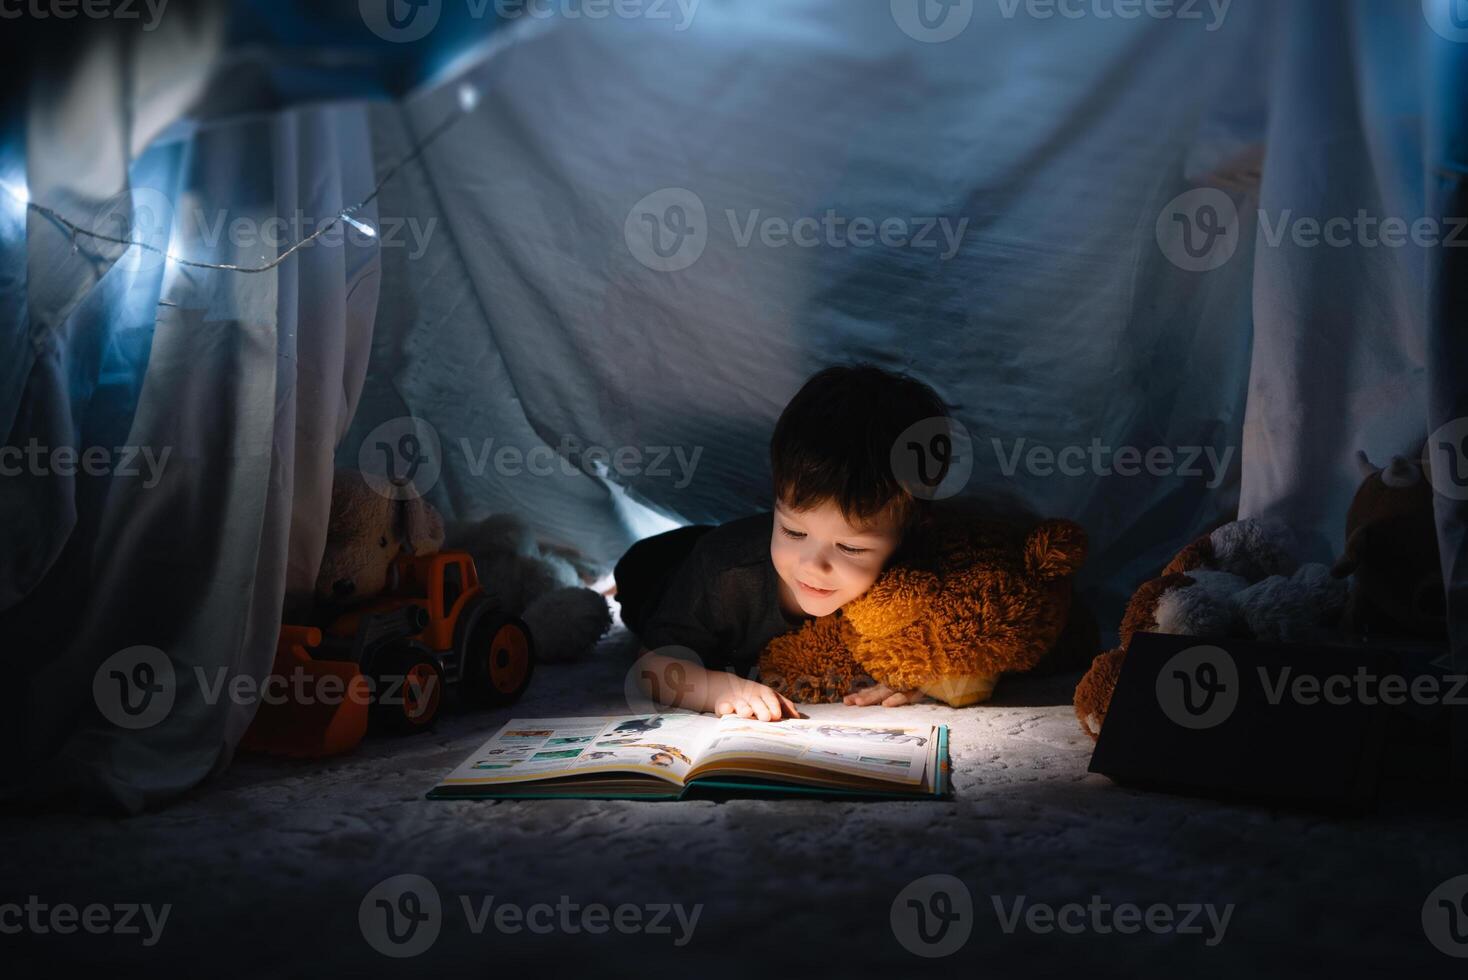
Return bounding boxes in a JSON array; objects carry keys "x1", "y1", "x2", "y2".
[{"x1": 781, "y1": 525, "x2": 867, "y2": 555}]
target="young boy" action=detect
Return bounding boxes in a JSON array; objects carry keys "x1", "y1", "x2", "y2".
[{"x1": 613, "y1": 363, "x2": 951, "y2": 721}]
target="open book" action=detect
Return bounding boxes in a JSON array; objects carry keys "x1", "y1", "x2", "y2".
[{"x1": 428, "y1": 714, "x2": 951, "y2": 800}]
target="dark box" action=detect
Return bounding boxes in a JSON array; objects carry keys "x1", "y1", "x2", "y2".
[{"x1": 1088, "y1": 631, "x2": 1458, "y2": 810}]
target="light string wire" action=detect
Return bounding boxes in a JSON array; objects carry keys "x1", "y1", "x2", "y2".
[{"x1": 10, "y1": 86, "x2": 477, "y2": 275}]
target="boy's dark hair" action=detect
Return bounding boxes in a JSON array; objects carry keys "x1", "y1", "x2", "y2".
[{"x1": 770, "y1": 363, "x2": 953, "y2": 533}]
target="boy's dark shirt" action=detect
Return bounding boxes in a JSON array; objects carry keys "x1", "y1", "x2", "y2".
[{"x1": 639, "y1": 511, "x2": 811, "y2": 674}]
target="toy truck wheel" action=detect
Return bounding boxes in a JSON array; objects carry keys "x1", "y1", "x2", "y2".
[
  {"x1": 369, "y1": 644, "x2": 444, "y2": 734},
  {"x1": 461, "y1": 613, "x2": 535, "y2": 706}
]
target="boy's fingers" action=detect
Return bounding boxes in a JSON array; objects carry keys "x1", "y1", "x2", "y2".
[
  {"x1": 734, "y1": 683, "x2": 777, "y2": 721},
  {"x1": 733, "y1": 698, "x2": 755, "y2": 719},
  {"x1": 776, "y1": 693, "x2": 805, "y2": 719},
  {"x1": 881, "y1": 692, "x2": 908, "y2": 707},
  {"x1": 753, "y1": 696, "x2": 773, "y2": 722}
]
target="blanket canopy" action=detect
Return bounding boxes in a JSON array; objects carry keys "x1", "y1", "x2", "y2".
[{"x1": 1, "y1": 0, "x2": 1463, "y2": 810}]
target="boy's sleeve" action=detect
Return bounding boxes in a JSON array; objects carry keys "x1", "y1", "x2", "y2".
[{"x1": 638, "y1": 543, "x2": 737, "y2": 671}]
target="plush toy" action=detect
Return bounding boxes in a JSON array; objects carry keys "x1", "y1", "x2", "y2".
[
  {"x1": 758, "y1": 517, "x2": 1088, "y2": 707},
  {"x1": 446, "y1": 513, "x2": 613, "y2": 663},
  {"x1": 1330, "y1": 450, "x2": 1447, "y2": 641},
  {"x1": 311, "y1": 469, "x2": 611, "y2": 660},
  {"x1": 312, "y1": 469, "x2": 447, "y2": 605},
  {"x1": 1072, "y1": 518, "x2": 1349, "y2": 740}
]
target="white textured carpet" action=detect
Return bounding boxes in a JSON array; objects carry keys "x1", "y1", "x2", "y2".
[{"x1": 5, "y1": 625, "x2": 1464, "y2": 976}]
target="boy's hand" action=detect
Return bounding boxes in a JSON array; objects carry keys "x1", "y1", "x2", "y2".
[
  {"x1": 637, "y1": 652, "x2": 804, "y2": 720},
  {"x1": 706, "y1": 671, "x2": 804, "y2": 722},
  {"x1": 843, "y1": 683, "x2": 925, "y2": 707}
]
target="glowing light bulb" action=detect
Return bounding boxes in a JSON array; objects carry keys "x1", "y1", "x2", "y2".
[
  {"x1": 458, "y1": 83, "x2": 480, "y2": 112},
  {"x1": 343, "y1": 214, "x2": 377, "y2": 238},
  {"x1": 1, "y1": 179, "x2": 28, "y2": 206}
]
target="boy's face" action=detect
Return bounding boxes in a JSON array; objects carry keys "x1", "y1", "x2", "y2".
[{"x1": 770, "y1": 496, "x2": 905, "y2": 618}]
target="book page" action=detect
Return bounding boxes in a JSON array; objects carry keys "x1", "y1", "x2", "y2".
[
  {"x1": 693, "y1": 716, "x2": 935, "y2": 786},
  {"x1": 436, "y1": 714, "x2": 716, "y2": 787}
]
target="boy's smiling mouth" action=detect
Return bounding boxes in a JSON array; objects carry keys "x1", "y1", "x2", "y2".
[{"x1": 797, "y1": 580, "x2": 836, "y2": 597}]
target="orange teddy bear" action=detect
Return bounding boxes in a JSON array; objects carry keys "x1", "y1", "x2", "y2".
[{"x1": 758, "y1": 517, "x2": 1088, "y2": 707}]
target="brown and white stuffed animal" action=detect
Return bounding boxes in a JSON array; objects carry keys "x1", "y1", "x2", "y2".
[
  {"x1": 1330, "y1": 450, "x2": 1447, "y2": 640},
  {"x1": 1072, "y1": 518, "x2": 1348, "y2": 739}
]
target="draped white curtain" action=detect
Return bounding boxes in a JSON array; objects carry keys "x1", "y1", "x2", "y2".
[{"x1": 3, "y1": 23, "x2": 382, "y2": 809}]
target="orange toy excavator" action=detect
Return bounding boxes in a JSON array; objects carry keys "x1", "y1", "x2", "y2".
[
  {"x1": 238, "y1": 626, "x2": 372, "y2": 759},
  {"x1": 242, "y1": 551, "x2": 535, "y2": 758}
]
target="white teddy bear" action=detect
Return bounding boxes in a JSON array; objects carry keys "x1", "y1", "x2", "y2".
[
  {"x1": 446, "y1": 513, "x2": 612, "y2": 662},
  {"x1": 1148, "y1": 520, "x2": 1348, "y2": 643}
]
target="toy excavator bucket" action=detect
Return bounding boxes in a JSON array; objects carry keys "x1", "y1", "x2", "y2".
[{"x1": 239, "y1": 625, "x2": 371, "y2": 759}]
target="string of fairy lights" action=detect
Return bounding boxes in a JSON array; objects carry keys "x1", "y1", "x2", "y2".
[{"x1": 0, "y1": 83, "x2": 481, "y2": 275}]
